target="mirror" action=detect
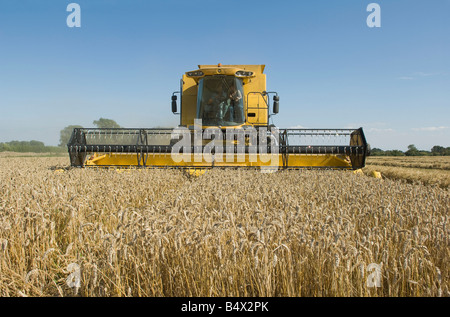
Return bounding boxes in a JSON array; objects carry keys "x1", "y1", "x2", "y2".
[
  {"x1": 171, "y1": 95, "x2": 177, "y2": 113},
  {"x1": 273, "y1": 95, "x2": 279, "y2": 114}
]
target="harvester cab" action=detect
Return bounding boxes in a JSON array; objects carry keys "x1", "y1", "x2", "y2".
[
  {"x1": 172, "y1": 64, "x2": 277, "y2": 129},
  {"x1": 68, "y1": 64, "x2": 369, "y2": 170}
]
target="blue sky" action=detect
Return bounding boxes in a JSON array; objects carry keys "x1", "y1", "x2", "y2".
[{"x1": 0, "y1": 0, "x2": 449, "y2": 150}]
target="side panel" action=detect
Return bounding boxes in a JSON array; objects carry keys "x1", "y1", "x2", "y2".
[
  {"x1": 181, "y1": 74, "x2": 198, "y2": 126},
  {"x1": 244, "y1": 73, "x2": 267, "y2": 126}
]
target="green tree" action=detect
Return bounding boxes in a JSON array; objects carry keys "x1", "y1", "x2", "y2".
[
  {"x1": 405, "y1": 144, "x2": 419, "y2": 156},
  {"x1": 0, "y1": 143, "x2": 11, "y2": 152},
  {"x1": 385, "y1": 150, "x2": 405, "y2": 156},
  {"x1": 93, "y1": 118, "x2": 121, "y2": 129},
  {"x1": 0, "y1": 140, "x2": 62, "y2": 153},
  {"x1": 431, "y1": 145, "x2": 445, "y2": 156},
  {"x1": 370, "y1": 148, "x2": 385, "y2": 156},
  {"x1": 59, "y1": 125, "x2": 83, "y2": 147}
]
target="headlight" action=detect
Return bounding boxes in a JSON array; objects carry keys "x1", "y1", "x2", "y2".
[
  {"x1": 186, "y1": 71, "x2": 204, "y2": 77},
  {"x1": 235, "y1": 71, "x2": 254, "y2": 77}
]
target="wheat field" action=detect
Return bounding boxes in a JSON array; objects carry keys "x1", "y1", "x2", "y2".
[
  {"x1": 364, "y1": 156, "x2": 450, "y2": 188},
  {"x1": 366, "y1": 156, "x2": 450, "y2": 170},
  {"x1": 0, "y1": 155, "x2": 448, "y2": 297}
]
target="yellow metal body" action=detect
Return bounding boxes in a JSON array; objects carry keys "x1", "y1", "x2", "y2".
[
  {"x1": 181, "y1": 65, "x2": 268, "y2": 127},
  {"x1": 85, "y1": 153, "x2": 352, "y2": 169}
]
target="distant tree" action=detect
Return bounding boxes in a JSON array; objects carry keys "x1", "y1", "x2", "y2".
[
  {"x1": 370, "y1": 148, "x2": 385, "y2": 156},
  {"x1": 365, "y1": 145, "x2": 450, "y2": 157},
  {"x1": 0, "y1": 142, "x2": 12, "y2": 152},
  {"x1": 405, "y1": 144, "x2": 419, "y2": 156},
  {"x1": 29, "y1": 140, "x2": 46, "y2": 151},
  {"x1": 59, "y1": 125, "x2": 83, "y2": 147},
  {"x1": 385, "y1": 150, "x2": 405, "y2": 156},
  {"x1": 431, "y1": 145, "x2": 445, "y2": 156},
  {"x1": 93, "y1": 118, "x2": 121, "y2": 129},
  {"x1": 407, "y1": 144, "x2": 418, "y2": 151},
  {"x1": 0, "y1": 140, "x2": 63, "y2": 153}
]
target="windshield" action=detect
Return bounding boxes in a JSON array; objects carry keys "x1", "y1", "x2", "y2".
[{"x1": 197, "y1": 76, "x2": 245, "y2": 126}]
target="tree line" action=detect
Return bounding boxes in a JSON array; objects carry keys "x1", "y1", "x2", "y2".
[
  {"x1": 0, "y1": 118, "x2": 121, "y2": 153},
  {"x1": 371, "y1": 144, "x2": 450, "y2": 156},
  {"x1": 0, "y1": 140, "x2": 65, "y2": 153}
]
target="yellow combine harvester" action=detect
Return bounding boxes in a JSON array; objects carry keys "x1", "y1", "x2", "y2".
[{"x1": 67, "y1": 64, "x2": 369, "y2": 169}]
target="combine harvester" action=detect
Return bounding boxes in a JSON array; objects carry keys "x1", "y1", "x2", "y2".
[{"x1": 67, "y1": 64, "x2": 369, "y2": 170}]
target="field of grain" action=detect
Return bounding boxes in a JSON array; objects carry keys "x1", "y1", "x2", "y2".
[
  {"x1": 364, "y1": 156, "x2": 450, "y2": 188},
  {"x1": 367, "y1": 156, "x2": 450, "y2": 170},
  {"x1": 0, "y1": 155, "x2": 448, "y2": 297}
]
